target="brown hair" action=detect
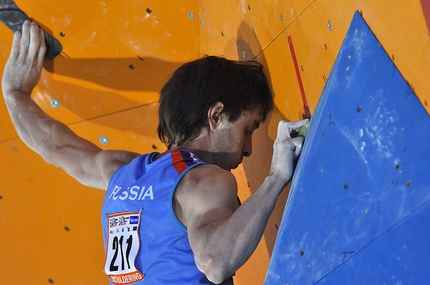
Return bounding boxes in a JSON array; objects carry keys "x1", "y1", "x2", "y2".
[{"x1": 157, "y1": 56, "x2": 273, "y2": 148}]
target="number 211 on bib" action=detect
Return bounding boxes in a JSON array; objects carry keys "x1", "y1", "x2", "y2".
[{"x1": 104, "y1": 211, "x2": 144, "y2": 284}]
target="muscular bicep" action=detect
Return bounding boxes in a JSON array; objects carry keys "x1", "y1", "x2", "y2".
[
  {"x1": 176, "y1": 165, "x2": 239, "y2": 241},
  {"x1": 175, "y1": 166, "x2": 242, "y2": 282},
  {"x1": 44, "y1": 123, "x2": 139, "y2": 190},
  {"x1": 55, "y1": 147, "x2": 139, "y2": 190}
]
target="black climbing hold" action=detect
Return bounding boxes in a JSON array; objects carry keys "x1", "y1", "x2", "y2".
[{"x1": 0, "y1": 0, "x2": 62, "y2": 60}]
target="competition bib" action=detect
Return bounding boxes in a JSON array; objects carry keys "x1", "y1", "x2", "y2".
[{"x1": 104, "y1": 212, "x2": 144, "y2": 284}]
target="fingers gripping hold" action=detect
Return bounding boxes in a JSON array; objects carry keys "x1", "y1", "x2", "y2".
[
  {"x1": 37, "y1": 28, "x2": 47, "y2": 63},
  {"x1": 291, "y1": 137, "x2": 303, "y2": 157},
  {"x1": 18, "y1": 21, "x2": 46, "y2": 62},
  {"x1": 275, "y1": 119, "x2": 309, "y2": 145},
  {"x1": 10, "y1": 29, "x2": 21, "y2": 60},
  {"x1": 0, "y1": 0, "x2": 62, "y2": 60},
  {"x1": 271, "y1": 119, "x2": 308, "y2": 186},
  {"x1": 3, "y1": 20, "x2": 46, "y2": 95},
  {"x1": 17, "y1": 20, "x2": 30, "y2": 60},
  {"x1": 28, "y1": 21, "x2": 41, "y2": 54}
]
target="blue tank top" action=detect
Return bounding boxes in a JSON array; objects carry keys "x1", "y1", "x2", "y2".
[{"x1": 101, "y1": 150, "x2": 234, "y2": 285}]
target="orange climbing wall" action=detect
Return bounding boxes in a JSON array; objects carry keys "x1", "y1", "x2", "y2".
[{"x1": 0, "y1": 1, "x2": 429, "y2": 284}]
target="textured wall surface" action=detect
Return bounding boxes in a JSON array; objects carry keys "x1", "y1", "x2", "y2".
[{"x1": 266, "y1": 12, "x2": 430, "y2": 284}]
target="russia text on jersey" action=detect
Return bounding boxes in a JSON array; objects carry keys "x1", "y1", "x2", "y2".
[{"x1": 108, "y1": 185, "x2": 155, "y2": 201}]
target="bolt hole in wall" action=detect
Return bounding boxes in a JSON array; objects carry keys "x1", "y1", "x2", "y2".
[{"x1": 328, "y1": 20, "x2": 332, "y2": 32}]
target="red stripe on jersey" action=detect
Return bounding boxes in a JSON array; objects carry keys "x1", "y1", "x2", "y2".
[{"x1": 171, "y1": 150, "x2": 188, "y2": 174}]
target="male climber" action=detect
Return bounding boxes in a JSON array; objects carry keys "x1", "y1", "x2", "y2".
[{"x1": 2, "y1": 20, "x2": 307, "y2": 284}]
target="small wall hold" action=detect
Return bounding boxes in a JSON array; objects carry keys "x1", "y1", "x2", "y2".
[
  {"x1": 357, "y1": 106, "x2": 362, "y2": 112},
  {"x1": 146, "y1": 8, "x2": 152, "y2": 14},
  {"x1": 48, "y1": 279, "x2": 54, "y2": 283},
  {"x1": 129, "y1": 64, "x2": 135, "y2": 70},
  {"x1": 188, "y1": 12, "x2": 195, "y2": 19},
  {"x1": 64, "y1": 226, "x2": 70, "y2": 231},
  {"x1": 280, "y1": 14, "x2": 284, "y2": 21},
  {"x1": 59, "y1": 32, "x2": 65, "y2": 37},
  {"x1": 99, "y1": 136, "x2": 109, "y2": 145},
  {"x1": 152, "y1": 144, "x2": 158, "y2": 150},
  {"x1": 50, "y1": 99, "x2": 60, "y2": 108},
  {"x1": 344, "y1": 183, "x2": 349, "y2": 190},
  {"x1": 300, "y1": 250, "x2": 305, "y2": 256}
]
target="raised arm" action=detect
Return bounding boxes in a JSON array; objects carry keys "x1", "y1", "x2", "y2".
[
  {"x1": 177, "y1": 120, "x2": 307, "y2": 284},
  {"x1": 2, "y1": 20, "x2": 139, "y2": 189}
]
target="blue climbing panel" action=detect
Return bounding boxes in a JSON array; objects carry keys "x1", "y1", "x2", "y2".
[{"x1": 265, "y1": 12, "x2": 430, "y2": 284}]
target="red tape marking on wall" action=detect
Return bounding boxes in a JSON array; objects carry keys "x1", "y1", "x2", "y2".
[
  {"x1": 421, "y1": 0, "x2": 430, "y2": 35},
  {"x1": 288, "y1": 35, "x2": 312, "y2": 119}
]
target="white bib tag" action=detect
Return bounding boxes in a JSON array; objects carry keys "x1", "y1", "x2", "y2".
[{"x1": 104, "y1": 211, "x2": 144, "y2": 284}]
